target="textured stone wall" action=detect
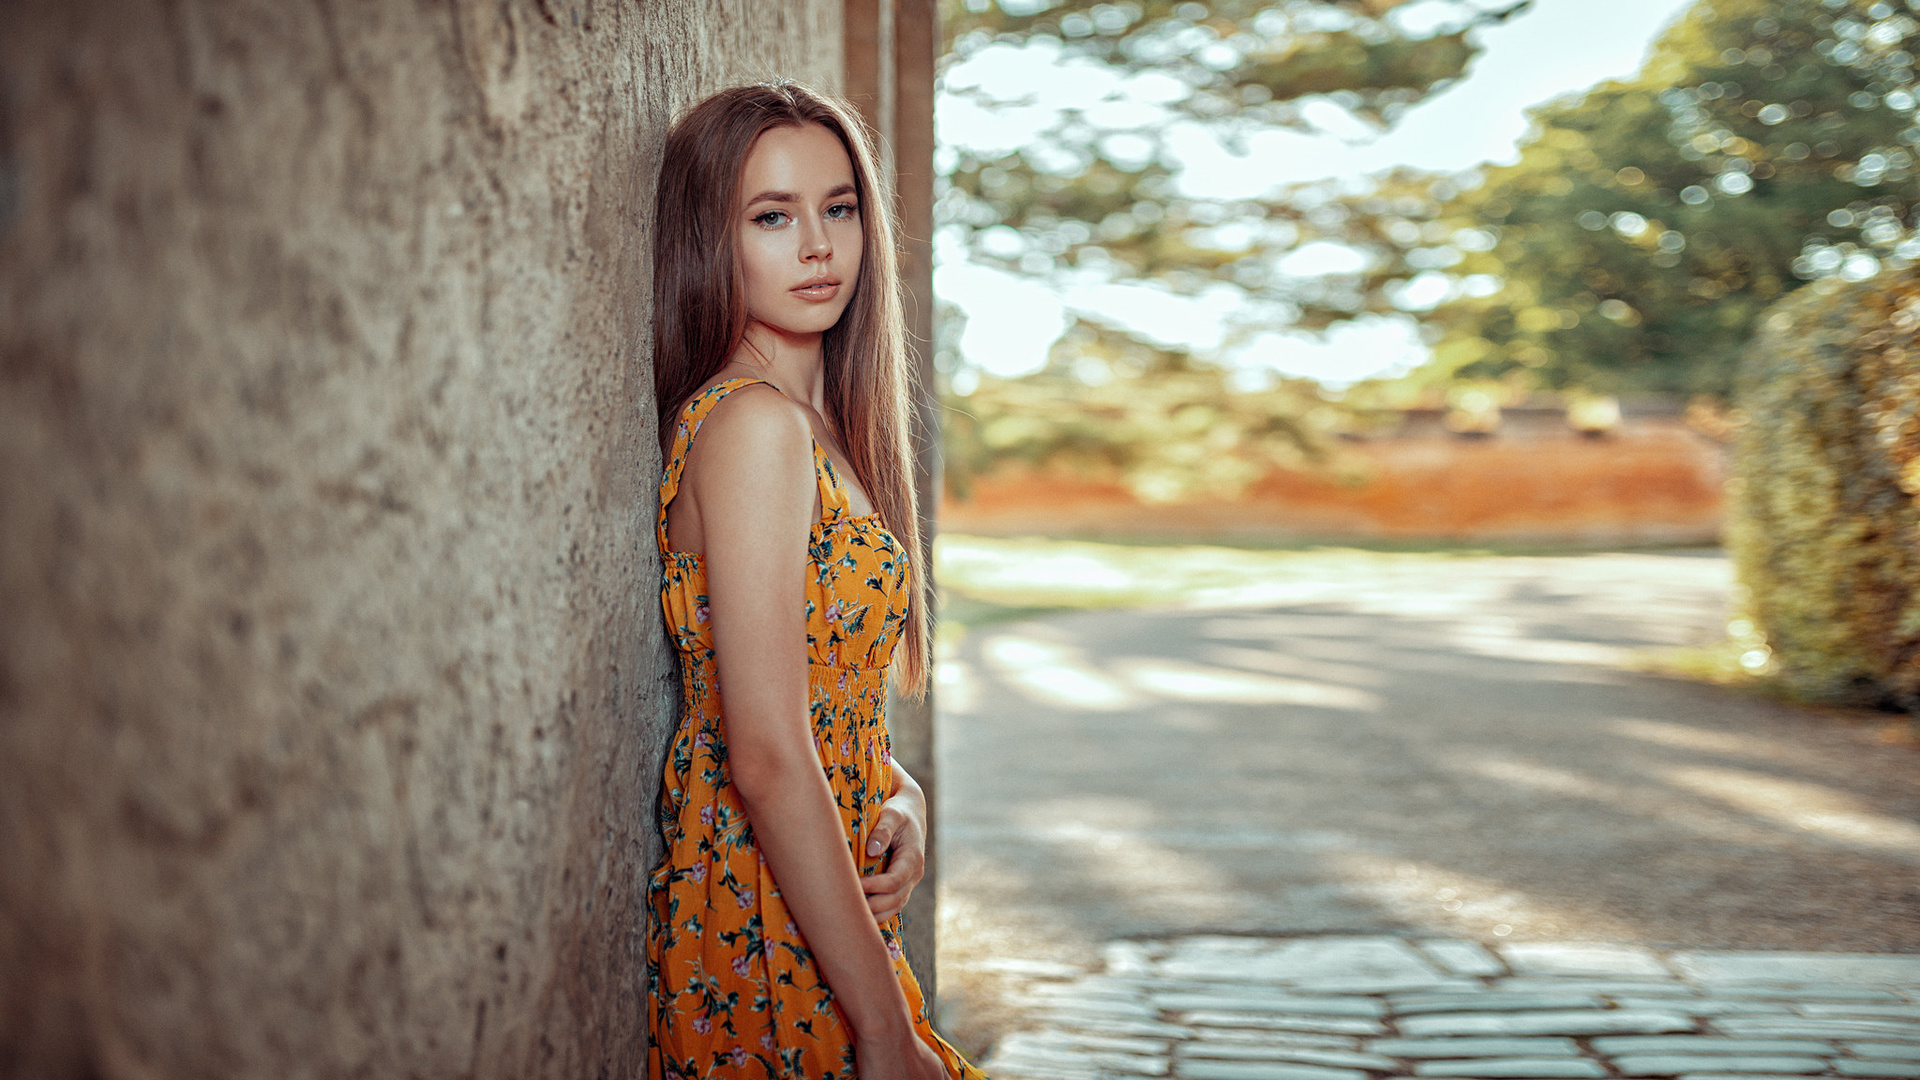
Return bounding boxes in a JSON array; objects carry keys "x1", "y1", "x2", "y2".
[{"x1": 0, "y1": 3, "x2": 837, "y2": 1077}]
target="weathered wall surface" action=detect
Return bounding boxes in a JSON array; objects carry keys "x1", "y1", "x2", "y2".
[{"x1": 0, "y1": 3, "x2": 837, "y2": 1077}]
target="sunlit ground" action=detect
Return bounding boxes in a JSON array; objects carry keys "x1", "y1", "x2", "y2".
[
  {"x1": 935, "y1": 533, "x2": 1825, "y2": 703},
  {"x1": 937, "y1": 533, "x2": 1558, "y2": 614},
  {"x1": 927, "y1": 534, "x2": 1920, "y2": 1058}
]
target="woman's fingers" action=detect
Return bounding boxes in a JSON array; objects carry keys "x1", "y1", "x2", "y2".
[
  {"x1": 861, "y1": 854, "x2": 921, "y2": 914},
  {"x1": 860, "y1": 839, "x2": 923, "y2": 920},
  {"x1": 865, "y1": 807, "x2": 899, "y2": 858},
  {"x1": 861, "y1": 798, "x2": 928, "y2": 921},
  {"x1": 861, "y1": 866, "x2": 909, "y2": 920},
  {"x1": 866, "y1": 804, "x2": 924, "y2": 865}
]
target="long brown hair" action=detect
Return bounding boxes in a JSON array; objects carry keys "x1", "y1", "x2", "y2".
[{"x1": 651, "y1": 82, "x2": 930, "y2": 695}]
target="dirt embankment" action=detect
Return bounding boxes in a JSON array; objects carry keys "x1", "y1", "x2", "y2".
[{"x1": 947, "y1": 415, "x2": 1727, "y2": 545}]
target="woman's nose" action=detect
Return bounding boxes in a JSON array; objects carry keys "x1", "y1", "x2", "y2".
[{"x1": 800, "y1": 216, "x2": 832, "y2": 260}]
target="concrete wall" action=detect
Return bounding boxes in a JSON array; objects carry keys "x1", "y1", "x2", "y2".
[{"x1": 0, "y1": 3, "x2": 837, "y2": 1077}]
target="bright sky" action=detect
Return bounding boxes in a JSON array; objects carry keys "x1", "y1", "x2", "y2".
[{"x1": 935, "y1": 0, "x2": 1701, "y2": 387}]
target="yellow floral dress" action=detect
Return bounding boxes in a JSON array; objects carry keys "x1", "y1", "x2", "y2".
[{"x1": 648, "y1": 378, "x2": 985, "y2": 1080}]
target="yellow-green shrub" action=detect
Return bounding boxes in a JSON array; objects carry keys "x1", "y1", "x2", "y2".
[{"x1": 1729, "y1": 270, "x2": 1920, "y2": 712}]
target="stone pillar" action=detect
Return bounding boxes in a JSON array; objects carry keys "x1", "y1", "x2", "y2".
[{"x1": 0, "y1": 3, "x2": 838, "y2": 1078}]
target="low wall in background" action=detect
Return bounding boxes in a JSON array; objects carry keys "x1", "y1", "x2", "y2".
[{"x1": 945, "y1": 410, "x2": 1728, "y2": 546}]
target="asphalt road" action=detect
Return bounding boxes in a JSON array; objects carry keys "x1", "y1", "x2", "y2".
[{"x1": 932, "y1": 548, "x2": 1920, "y2": 1019}]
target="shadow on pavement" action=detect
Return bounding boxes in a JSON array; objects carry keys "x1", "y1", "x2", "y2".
[{"x1": 936, "y1": 550, "x2": 1920, "y2": 984}]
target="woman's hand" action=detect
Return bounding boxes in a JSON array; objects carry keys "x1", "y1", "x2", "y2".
[
  {"x1": 856, "y1": 1031, "x2": 948, "y2": 1080},
  {"x1": 862, "y1": 763, "x2": 927, "y2": 922}
]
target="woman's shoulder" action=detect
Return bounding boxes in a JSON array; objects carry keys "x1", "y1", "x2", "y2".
[
  {"x1": 697, "y1": 380, "x2": 806, "y2": 438},
  {"x1": 687, "y1": 381, "x2": 813, "y2": 473},
  {"x1": 679, "y1": 381, "x2": 817, "y2": 528}
]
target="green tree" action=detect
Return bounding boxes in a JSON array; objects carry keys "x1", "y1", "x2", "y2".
[
  {"x1": 942, "y1": 317, "x2": 1342, "y2": 500},
  {"x1": 1729, "y1": 269, "x2": 1920, "y2": 711},
  {"x1": 939, "y1": 0, "x2": 1532, "y2": 338},
  {"x1": 1404, "y1": 0, "x2": 1920, "y2": 395},
  {"x1": 937, "y1": 0, "x2": 1534, "y2": 494},
  {"x1": 942, "y1": 0, "x2": 1920, "y2": 404}
]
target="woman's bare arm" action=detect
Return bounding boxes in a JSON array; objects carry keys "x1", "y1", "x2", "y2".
[{"x1": 687, "y1": 387, "x2": 936, "y2": 1070}]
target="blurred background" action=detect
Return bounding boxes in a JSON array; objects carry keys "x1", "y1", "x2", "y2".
[
  {"x1": 919, "y1": 0, "x2": 1920, "y2": 1064},
  {"x1": 927, "y1": 0, "x2": 1913, "y2": 546}
]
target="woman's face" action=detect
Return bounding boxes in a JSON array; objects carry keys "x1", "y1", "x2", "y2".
[{"x1": 735, "y1": 122, "x2": 863, "y2": 341}]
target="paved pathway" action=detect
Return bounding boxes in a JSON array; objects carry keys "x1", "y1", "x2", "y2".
[
  {"x1": 979, "y1": 934, "x2": 1920, "y2": 1078},
  {"x1": 931, "y1": 549, "x2": 1920, "y2": 1074}
]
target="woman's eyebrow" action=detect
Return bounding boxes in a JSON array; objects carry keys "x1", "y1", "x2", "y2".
[{"x1": 744, "y1": 183, "x2": 858, "y2": 207}]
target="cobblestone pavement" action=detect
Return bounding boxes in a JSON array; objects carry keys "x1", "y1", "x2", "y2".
[{"x1": 980, "y1": 935, "x2": 1920, "y2": 1079}]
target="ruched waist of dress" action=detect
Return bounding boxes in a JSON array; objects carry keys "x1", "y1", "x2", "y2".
[{"x1": 806, "y1": 660, "x2": 892, "y2": 702}]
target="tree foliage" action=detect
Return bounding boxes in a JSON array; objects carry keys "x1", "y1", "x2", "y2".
[
  {"x1": 1729, "y1": 269, "x2": 1920, "y2": 712},
  {"x1": 1419, "y1": 0, "x2": 1920, "y2": 396},
  {"x1": 940, "y1": 0, "x2": 1920, "y2": 405},
  {"x1": 940, "y1": 0, "x2": 1529, "y2": 325},
  {"x1": 949, "y1": 0, "x2": 1516, "y2": 119},
  {"x1": 942, "y1": 316, "x2": 1345, "y2": 500},
  {"x1": 937, "y1": 0, "x2": 1530, "y2": 494}
]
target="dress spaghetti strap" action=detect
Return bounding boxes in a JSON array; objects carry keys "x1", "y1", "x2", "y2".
[
  {"x1": 655, "y1": 377, "x2": 768, "y2": 554},
  {"x1": 657, "y1": 377, "x2": 855, "y2": 556}
]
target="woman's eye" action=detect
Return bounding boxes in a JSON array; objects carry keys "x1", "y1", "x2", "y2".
[
  {"x1": 827, "y1": 202, "x2": 858, "y2": 220},
  {"x1": 753, "y1": 210, "x2": 790, "y2": 228}
]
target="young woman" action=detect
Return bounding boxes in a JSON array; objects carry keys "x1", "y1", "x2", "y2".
[{"x1": 646, "y1": 83, "x2": 987, "y2": 1080}]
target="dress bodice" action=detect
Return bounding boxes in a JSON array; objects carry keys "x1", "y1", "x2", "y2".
[{"x1": 655, "y1": 378, "x2": 911, "y2": 674}]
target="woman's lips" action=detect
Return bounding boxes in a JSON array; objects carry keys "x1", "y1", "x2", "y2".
[{"x1": 791, "y1": 278, "x2": 841, "y2": 300}]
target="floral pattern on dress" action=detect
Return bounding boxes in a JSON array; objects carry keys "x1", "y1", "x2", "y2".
[{"x1": 648, "y1": 378, "x2": 987, "y2": 1080}]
